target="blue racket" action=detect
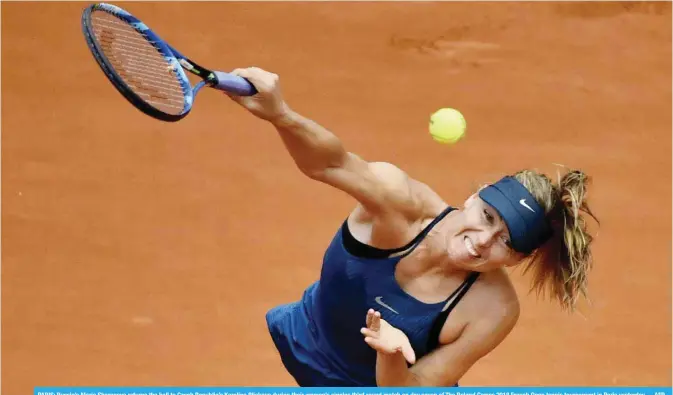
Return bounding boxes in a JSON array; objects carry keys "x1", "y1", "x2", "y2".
[{"x1": 81, "y1": 2, "x2": 257, "y2": 122}]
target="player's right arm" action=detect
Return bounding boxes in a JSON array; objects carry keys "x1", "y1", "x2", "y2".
[
  {"x1": 272, "y1": 109, "x2": 422, "y2": 217},
  {"x1": 225, "y1": 67, "x2": 443, "y2": 221}
]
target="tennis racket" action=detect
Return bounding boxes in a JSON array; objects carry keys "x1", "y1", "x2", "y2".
[{"x1": 81, "y1": 2, "x2": 257, "y2": 122}]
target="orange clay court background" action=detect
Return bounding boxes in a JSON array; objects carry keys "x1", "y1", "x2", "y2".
[{"x1": 2, "y1": 1, "x2": 671, "y2": 393}]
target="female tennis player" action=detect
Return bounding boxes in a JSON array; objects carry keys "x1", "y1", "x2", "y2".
[{"x1": 225, "y1": 67, "x2": 599, "y2": 387}]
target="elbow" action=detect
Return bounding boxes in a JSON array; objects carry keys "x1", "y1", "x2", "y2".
[
  {"x1": 297, "y1": 156, "x2": 345, "y2": 181},
  {"x1": 299, "y1": 165, "x2": 326, "y2": 181}
]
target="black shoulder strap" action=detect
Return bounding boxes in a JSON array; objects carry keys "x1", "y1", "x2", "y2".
[
  {"x1": 441, "y1": 271, "x2": 480, "y2": 312},
  {"x1": 392, "y1": 205, "x2": 455, "y2": 257},
  {"x1": 426, "y1": 272, "x2": 480, "y2": 351}
]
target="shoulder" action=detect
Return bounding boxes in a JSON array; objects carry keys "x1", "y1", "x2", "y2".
[
  {"x1": 347, "y1": 162, "x2": 450, "y2": 247},
  {"x1": 469, "y1": 271, "x2": 520, "y2": 339},
  {"x1": 366, "y1": 161, "x2": 448, "y2": 218}
]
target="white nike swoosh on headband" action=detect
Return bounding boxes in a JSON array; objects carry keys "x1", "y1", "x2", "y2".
[{"x1": 519, "y1": 199, "x2": 535, "y2": 213}]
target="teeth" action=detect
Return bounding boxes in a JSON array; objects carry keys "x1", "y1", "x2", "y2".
[{"x1": 464, "y1": 237, "x2": 480, "y2": 257}]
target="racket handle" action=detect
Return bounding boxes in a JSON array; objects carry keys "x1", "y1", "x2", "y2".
[{"x1": 213, "y1": 71, "x2": 258, "y2": 96}]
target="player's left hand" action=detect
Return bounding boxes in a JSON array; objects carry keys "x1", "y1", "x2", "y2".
[{"x1": 361, "y1": 309, "x2": 416, "y2": 364}]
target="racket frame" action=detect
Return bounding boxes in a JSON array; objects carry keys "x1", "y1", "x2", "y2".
[{"x1": 81, "y1": 3, "x2": 216, "y2": 122}]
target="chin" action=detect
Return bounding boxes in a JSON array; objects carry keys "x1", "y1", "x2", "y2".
[
  {"x1": 461, "y1": 258, "x2": 484, "y2": 270},
  {"x1": 446, "y1": 240, "x2": 471, "y2": 263},
  {"x1": 446, "y1": 250, "x2": 476, "y2": 269}
]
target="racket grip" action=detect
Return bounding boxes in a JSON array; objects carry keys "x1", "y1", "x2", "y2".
[{"x1": 213, "y1": 71, "x2": 257, "y2": 96}]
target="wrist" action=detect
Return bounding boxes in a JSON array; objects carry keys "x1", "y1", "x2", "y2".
[
  {"x1": 268, "y1": 104, "x2": 295, "y2": 127},
  {"x1": 376, "y1": 351, "x2": 415, "y2": 386}
]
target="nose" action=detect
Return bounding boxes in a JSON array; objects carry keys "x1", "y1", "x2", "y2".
[{"x1": 474, "y1": 228, "x2": 500, "y2": 249}]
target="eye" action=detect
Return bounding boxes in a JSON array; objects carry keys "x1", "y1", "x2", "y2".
[
  {"x1": 502, "y1": 237, "x2": 513, "y2": 249},
  {"x1": 483, "y1": 209, "x2": 494, "y2": 223}
]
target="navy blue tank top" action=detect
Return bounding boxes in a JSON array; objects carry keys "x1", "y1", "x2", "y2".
[{"x1": 265, "y1": 206, "x2": 480, "y2": 386}]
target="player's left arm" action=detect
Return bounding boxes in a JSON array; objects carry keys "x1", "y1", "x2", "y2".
[{"x1": 376, "y1": 309, "x2": 519, "y2": 387}]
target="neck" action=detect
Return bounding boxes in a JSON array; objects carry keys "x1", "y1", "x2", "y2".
[
  {"x1": 416, "y1": 249, "x2": 474, "y2": 279},
  {"x1": 416, "y1": 220, "x2": 469, "y2": 275}
]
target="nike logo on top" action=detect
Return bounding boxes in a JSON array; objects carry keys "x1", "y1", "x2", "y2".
[
  {"x1": 519, "y1": 199, "x2": 535, "y2": 213},
  {"x1": 374, "y1": 296, "x2": 399, "y2": 314}
]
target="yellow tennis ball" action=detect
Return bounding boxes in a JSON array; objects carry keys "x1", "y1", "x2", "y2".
[{"x1": 429, "y1": 108, "x2": 467, "y2": 144}]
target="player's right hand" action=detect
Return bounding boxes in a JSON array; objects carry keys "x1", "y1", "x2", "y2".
[{"x1": 225, "y1": 67, "x2": 290, "y2": 122}]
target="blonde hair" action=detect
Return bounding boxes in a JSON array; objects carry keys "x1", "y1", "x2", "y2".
[{"x1": 513, "y1": 166, "x2": 599, "y2": 311}]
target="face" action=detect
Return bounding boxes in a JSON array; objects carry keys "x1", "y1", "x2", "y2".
[{"x1": 442, "y1": 192, "x2": 524, "y2": 271}]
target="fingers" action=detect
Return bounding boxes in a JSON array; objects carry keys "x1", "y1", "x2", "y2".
[
  {"x1": 228, "y1": 67, "x2": 278, "y2": 92},
  {"x1": 229, "y1": 68, "x2": 244, "y2": 76},
  {"x1": 362, "y1": 334, "x2": 416, "y2": 364},
  {"x1": 402, "y1": 343, "x2": 417, "y2": 365},
  {"x1": 362, "y1": 308, "x2": 415, "y2": 364},
  {"x1": 362, "y1": 335, "x2": 412, "y2": 361},
  {"x1": 366, "y1": 309, "x2": 381, "y2": 330},
  {"x1": 363, "y1": 309, "x2": 382, "y2": 340},
  {"x1": 222, "y1": 68, "x2": 254, "y2": 101},
  {"x1": 229, "y1": 66, "x2": 262, "y2": 76},
  {"x1": 360, "y1": 327, "x2": 378, "y2": 338},
  {"x1": 371, "y1": 310, "x2": 381, "y2": 331}
]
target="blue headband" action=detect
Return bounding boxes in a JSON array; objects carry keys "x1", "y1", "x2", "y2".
[{"x1": 478, "y1": 176, "x2": 552, "y2": 254}]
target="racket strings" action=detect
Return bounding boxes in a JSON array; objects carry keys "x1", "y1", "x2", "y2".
[{"x1": 91, "y1": 11, "x2": 186, "y2": 114}]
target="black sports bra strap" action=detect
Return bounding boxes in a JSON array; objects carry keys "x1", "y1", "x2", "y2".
[
  {"x1": 392, "y1": 205, "x2": 455, "y2": 257},
  {"x1": 440, "y1": 272, "x2": 474, "y2": 306},
  {"x1": 441, "y1": 272, "x2": 480, "y2": 312},
  {"x1": 426, "y1": 272, "x2": 480, "y2": 352}
]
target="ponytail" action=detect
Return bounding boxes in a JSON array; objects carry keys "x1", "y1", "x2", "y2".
[{"x1": 515, "y1": 167, "x2": 599, "y2": 311}]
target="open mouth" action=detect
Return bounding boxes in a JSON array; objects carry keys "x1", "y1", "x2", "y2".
[{"x1": 464, "y1": 236, "x2": 481, "y2": 258}]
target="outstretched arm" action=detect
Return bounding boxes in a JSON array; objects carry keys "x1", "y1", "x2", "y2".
[
  {"x1": 272, "y1": 109, "x2": 388, "y2": 211},
  {"x1": 225, "y1": 67, "x2": 431, "y2": 219}
]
